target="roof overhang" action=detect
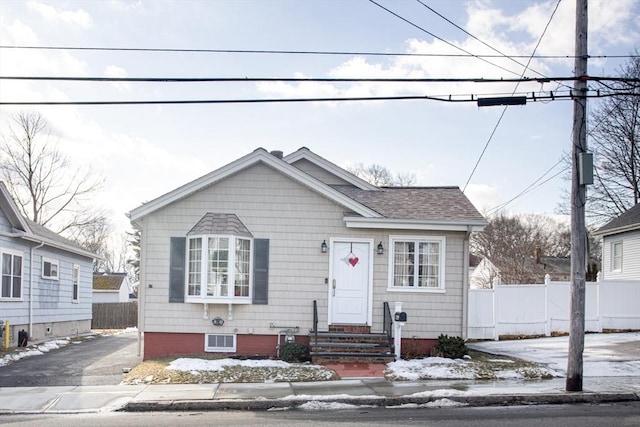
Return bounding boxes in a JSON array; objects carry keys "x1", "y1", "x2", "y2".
[
  {"x1": 344, "y1": 217, "x2": 488, "y2": 232},
  {"x1": 594, "y1": 223, "x2": 640, "y2": 238},
  {"x1": 129, "y1": 148, "x2": 382, "y2": 222}
]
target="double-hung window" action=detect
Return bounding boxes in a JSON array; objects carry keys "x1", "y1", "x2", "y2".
[
  {"x1": 389, "y1": 236, "x2": 445, "y2": 292},
  {"x1": 187, "y1": 235, "x2": 253, "y2": 302},
  {"x1": 612, "y1": 241, "x2": 623, "y2": 272},
  {"x1": 1, "y1": 250, "x2": 23, "y2": 299},
  {"x1": 72, "y1": 265, "x2": 80, "y2": 302}
]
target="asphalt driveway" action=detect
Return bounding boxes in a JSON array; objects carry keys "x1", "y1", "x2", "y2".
[{"x1": 0, "y1": 330, "x2": 141, "y2": 387}]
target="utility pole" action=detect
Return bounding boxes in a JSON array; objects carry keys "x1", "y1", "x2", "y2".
[{"x1": 566, "y1": 0, "x2": 589, "y2": 392}]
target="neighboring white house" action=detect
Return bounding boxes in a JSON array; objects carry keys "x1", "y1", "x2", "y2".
[
  {"x1": 93, "y1": 273, "x2": 135, "y2": 303},
  {"x1": 0, "y1": 181, "x2": 96, "y2": 346},
  {"x1": 128, "y1": 148, "x2": 487, "y2": 360},
  {"x1": 595, "y1": 203, "x2": 640, "y2": 281}
]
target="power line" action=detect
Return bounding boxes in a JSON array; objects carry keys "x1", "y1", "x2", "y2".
[
  {"x1": 415, "y1": 0, "x2": 550, "y2": 82},
  {"x1": 367, "y1": 0, "x2": 524, "y2": 77},
  {"x1": 485, "y1": 156, "x2": 570, "y2": 216},
  {"x1": 1, "y1": 75, "x2": 594, "y2": 83},
  {"x1": 0, "y1": 90, "x2": 628, "y2": 106},
  {"x1": 462, "y1": 0, "x2": 562, "y2": 193},
  {"x1": 0, "y1": 45, "x2": 637, "y2": 60}
]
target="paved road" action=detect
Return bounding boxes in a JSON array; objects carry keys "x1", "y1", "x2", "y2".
[
  {"x1": 1, "y1": 402, "x2": 639, "y2": 426},
  {"x1": 0, "y1": 331, "x2": 141, "y2": 387}
]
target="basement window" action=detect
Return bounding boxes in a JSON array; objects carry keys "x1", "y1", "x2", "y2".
[{"x1": 205, "y1": 334, "x2": 236, "y2": 352}]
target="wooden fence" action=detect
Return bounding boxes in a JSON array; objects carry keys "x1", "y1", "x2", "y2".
[{"x1": 91, "y1": 302, "x2": 138, "y2": 329}]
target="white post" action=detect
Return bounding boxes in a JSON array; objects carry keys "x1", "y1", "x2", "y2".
[
  {"x1": 394, "y1": 302, "x2": 404, "y2": 359},
  {"x1": 544, "y1": 274, "x2": 551, "y2": 336}
]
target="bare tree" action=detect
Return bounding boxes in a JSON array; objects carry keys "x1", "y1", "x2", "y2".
[
  {"x1": 126, "y1": 228, "x2": 140, "y2": 284},
  {"x1": 0, "y1": 111, "x2": 107, "y2": 240},
  {"x1": 588, "y1": 54, "x2": 640, "y2": 223},
  {"x1": 348, "y1": 163, "x2": 416, "y2": 186},
  {"x1": 472, "y1": 214, "x2": 565, "y2": 285}
]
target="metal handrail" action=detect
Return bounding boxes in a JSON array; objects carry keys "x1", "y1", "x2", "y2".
[
  {"x1": 312, "y1": 300, "x2": 318, "y2": 346},
  {"x1": 383, "y1": 301, "x2": 393, "y2": 349}
]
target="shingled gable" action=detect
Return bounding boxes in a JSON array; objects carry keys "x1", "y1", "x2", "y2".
[
  {"x1": 595, "y1": 203, "x2": 640, "y2": 237},
  {"x1": 0, "y1": 181, "x2": 96, "y2": 259},
  {"x1": 128, "y1": 148, "x2": 382, "y2": 223}
]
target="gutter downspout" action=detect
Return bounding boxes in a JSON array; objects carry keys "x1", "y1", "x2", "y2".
[
  {"x1": 462, "y1": 226, "x2": 472, "y2": 340},
  {"x1": 30, "y1": 241, "x2": 45, "y2": 338}
]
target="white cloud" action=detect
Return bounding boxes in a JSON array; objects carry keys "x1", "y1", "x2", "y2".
[
  {"x1": 105, "y1": 65, "x2": 131, "y2": 92},
  {"x1": 463, "y1": 183, "x2": 501, "y2": 214},
  {"x1": 27, "y1": 1, "x2": 93, "y2": 28}
]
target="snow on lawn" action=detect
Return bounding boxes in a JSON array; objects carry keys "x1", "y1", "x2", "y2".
[
  {"x1": 386, "y1": 356, "x2": 561, "y2": 381},
  {"x1": 167, "y1": 357, "x2": 292, "y2": 373},
  {"x1": 164, "y1": 357, "x2": 339, "y2": 383}
]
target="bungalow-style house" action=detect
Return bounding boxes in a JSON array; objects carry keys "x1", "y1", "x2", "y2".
[
  {"x1": 0, "y1": 182, "x2": 96, "y2": 346},
  {"x1": 129, "y1": 148, "x2": 486, "y2": 360},
  {"x1": 595, "y1": 203, "x2": 640, "y2": 280},
  {"x1": 93, "y1": 272, "x2": 136, "y2": 303}
]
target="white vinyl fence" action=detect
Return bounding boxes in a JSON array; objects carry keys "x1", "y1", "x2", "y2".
[{"x1": 468, "y1": 275, "x2": 640, "y2": 340}]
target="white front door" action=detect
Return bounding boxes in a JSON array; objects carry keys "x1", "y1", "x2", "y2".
[{"x1": 329, "y1": 240, "x2": 372, "y2": 325}]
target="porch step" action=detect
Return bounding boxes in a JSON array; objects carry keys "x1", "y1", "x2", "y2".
[{"x1": 309, "y1": 331, "x2": 395, "y2": 364}]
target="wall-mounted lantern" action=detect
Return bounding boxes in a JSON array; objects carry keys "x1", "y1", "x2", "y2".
[
  {"x1": 321, "y1": 240, "x2": 328, "y2": 253},
  {"x1": 377, "y1": 241, "x2": 384, "y2": 255}
]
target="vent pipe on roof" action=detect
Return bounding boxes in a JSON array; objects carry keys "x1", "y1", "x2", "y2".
[{"x1": 270, "y1": 150, "x2": 283, "y2": 159}]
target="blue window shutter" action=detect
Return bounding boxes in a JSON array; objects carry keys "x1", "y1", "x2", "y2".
[
  {"x1": 169, "y1": 237, "x2": 186, "y2": 303},
  {"x1": 253, "y1": 239, "x2": 269, "y2": 304}
]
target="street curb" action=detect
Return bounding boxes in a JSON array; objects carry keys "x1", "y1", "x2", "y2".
[{"x1": 122, "y1": 392, "x2": 640, "y2": 412}]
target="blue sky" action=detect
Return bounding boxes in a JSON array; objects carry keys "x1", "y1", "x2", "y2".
[{"x1": 1, "y1": 0, "x2": 639, "y2": 235}]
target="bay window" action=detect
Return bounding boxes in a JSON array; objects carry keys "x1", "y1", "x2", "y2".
[{"x1": 186, "y1": 235, "x2": 252, "y2": 302}]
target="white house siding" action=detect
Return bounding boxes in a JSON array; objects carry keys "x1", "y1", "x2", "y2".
[
  {"x1": 140, "y1": 163, "x2": 468, "y2": 340},
  {"x1": 288, "y1": 158, "x2": 354, "y2": 186},
  {"x1": 601, "y1": 231, "x2": 640, "y2": 280},
  {"x1": 1, "y1": 225, "x2": 93, "y2": 341}
]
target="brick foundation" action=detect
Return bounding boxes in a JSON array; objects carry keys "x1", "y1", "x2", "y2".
[{"x1": 143, "y1": 332, "x2": 310, "y2": 360}]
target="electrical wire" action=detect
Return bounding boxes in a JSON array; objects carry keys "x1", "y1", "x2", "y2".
[
  {"x1": 0, "y1": 45, "x2": 637, "y2": 60},
  {"x1": 462, "y1": 0, "x2": 562, "y2": 193},
  {"x1": 0, "y1": 90, "x2": 628, "y2": 106},
  {"x1": 484, "y1": 156, "x2": 570, "y2": 216},
  {"x1": 367, "y1": 0, "x2": 523, "y2": 77},
  {"x1": 415, "y1": 0, "x2": 550, "y2": 81}
]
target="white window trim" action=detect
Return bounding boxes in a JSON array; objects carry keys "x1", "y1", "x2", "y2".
[
  {"x1": 42, "y1": 257, "x2": 59, "y2": 280},
  {"x1": 387, "y1": 235, "x2": 446, "y2": 293},
  {"x1": 611, "y1": 241, "x2": 623, "y2": 272},
  {"x1": 1, "y1": 248, "x2": 24, "y2": 300},
  {"x1": 204, "y1": 333, "x2": 237, "y2": 352},
  {"x1": 185, "y1": 234, "x2": 253, "y2": 304},
  {"x1": 72, "y1": 264, "x2": 80, "y2": 303}
]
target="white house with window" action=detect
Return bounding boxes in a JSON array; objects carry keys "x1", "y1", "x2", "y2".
[
  {"x1": 0, "y1": 182, "x2": 96, "y2": 346},
  {"x1": 129, "y1": 148, "x2": 486, "y2": 360},
  {"x1": 595, "y1": 203, "x2": 640, "y2": 281}
]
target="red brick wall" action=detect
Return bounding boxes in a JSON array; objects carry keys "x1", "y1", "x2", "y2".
[{"x1": 144, "y1": 332, "x2": 309, "y2": 360}]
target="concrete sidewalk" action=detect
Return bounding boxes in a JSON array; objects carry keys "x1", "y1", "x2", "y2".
[{"x1": 1, "y1": 376, "x2": 639, "y2": 414}]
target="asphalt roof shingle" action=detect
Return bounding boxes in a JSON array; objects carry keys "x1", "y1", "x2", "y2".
[
  {"x1": 597, "y1": 203, "x2": 640, "y2": 235},
  {"x1": 188, "y1": 213, "x2": 253, "y2": 237},
  {"x1": 333, "y1": 186, "x2": 486, "y2": 223}
]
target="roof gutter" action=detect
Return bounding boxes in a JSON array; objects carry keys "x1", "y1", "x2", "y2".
[{"x1": 344, "y1": 217, "x2": 488, "y2": 232}]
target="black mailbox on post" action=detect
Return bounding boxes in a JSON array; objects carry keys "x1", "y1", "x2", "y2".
[{"x1": 394, "y1": 312, "x2": 407, "y2": 322}]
